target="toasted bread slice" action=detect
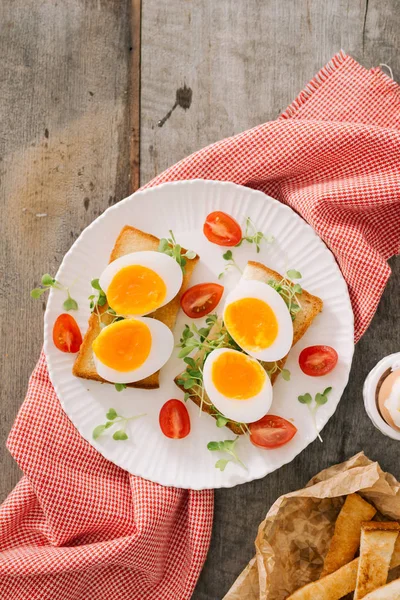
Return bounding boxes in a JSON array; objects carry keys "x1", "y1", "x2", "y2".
[
  {"x1": 242, "y1": 261, "x2": 323, "y2": 379},
  {"x1": 73, "y1": 225, "x2": 199, "y2": 389},
  {"x1": 288, "y1": 530, "x2": 400, "y2": 600},
  {"x1": 175, "y1": 260, "x2": 323, "y2": 433},
  {"x1": 363, "y1": 578, "x2": 400, "y2": 599},
  {"x1": 320, "y1": 493, "x2": 377, "y2": 577},
  {"x1": 287, "y1": 557, "x2": 359, "y2": 599},
  {"x1": 354, "y1": 522, "x2": 400, "y2": 600}
]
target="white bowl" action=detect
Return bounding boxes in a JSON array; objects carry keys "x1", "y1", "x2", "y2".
[{"x1": 363, "y1": 353, "x2": 400, "y2": 441}]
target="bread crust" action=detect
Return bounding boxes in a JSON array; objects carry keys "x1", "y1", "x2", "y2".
[{"x1": 73, "y1": 225, "x2": 199, "y2": 389}]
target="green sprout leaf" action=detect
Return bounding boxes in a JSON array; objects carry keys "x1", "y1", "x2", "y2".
[
  {"x1": 41, "y1": 273, "x2": 55, "y2": 286},
  {"x1": 207, "y1": 436, "x2": 246, "y2": 471},
  {"x1": 92, "y1": 409, "x2": 145, "y2": 442},
  {"x1": 298, "y1": 393, "x2": 312, "y2": 405},
  {"x1": 91, "y1": 278, "x2": 102, "y2": 291},
  {"x1": 315, "y1": 393, "x2": 328, "y2": 405},
  {"x1": 31, "y1": 274, "x2": 78, "y2": 310},
  {"x1": 158, "y1": 230, "x2": 196, "y2": 273},
  {"x1": 114, "y1": 383, "x2": 127, "y2": 392},
  {"x1": 158, "y1": 238, "x2": 170, "y2": 253},
  {"x1": 287, "y1": 269, "x2": 302, "y2": 280},
  {"x1": 215, "y1": 459, "x2": 230, "y2": 471},
  {"x1": 222, "y1": 250, "x2": 233, "y2": 261},
  {"x1": 106, "y1": 408, "x2": 118, "y2": 420},
  {"x1": 63, "y1": 296, "x2": 78, "y2": 311},
  {"x1": 113, "y1": 430, "x2": 129, "y2": 441},
  {"x1": 267, "y1": 271, "x2": 303, "y2": 321},
  {"x1": 216, "y1": 415, "x2": 229, "y2": 428},
  {"x1": 93, "y1": 424, "x2": 106, "y2": 440},
  {"x1": 207, "y1": 441, "x2": 221, "y2": 452},
  {"x1": 219, "y1": 249, "x2": 242, "y2": 278},
  {"x1": 238, "y1": 217, "x2": 274, "y2": 252},
  {"x1": 30, "y1": 288, "x2": 47, "y2": 299},
  {"x1": 281, "y1": 368, "x2": 291, "y2": 381},
  {"x1": 298, "y1": 388, "x2": 333, "y2": 443}
]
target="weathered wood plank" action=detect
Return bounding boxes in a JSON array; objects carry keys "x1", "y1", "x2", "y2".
[
  {"x1": 140, "y1": 0, "x2": 399, "y2": 184},
  {"x1": 139, "y1": 2, "x2": 400, "y2": 599},
  {"x1": 0, "y1": 0, "x2": 139, "y2": 502}
]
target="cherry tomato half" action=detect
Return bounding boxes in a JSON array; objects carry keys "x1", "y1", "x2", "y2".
[
  {"x1": 159, "y1": 399, "x2": 191, "y2": 439},
  {"x1": 249, "y1": 415, "x2": 297, "y2": 449},
  {"x1": 298, "y1": 345, "x2": 338, "y2": 377},
  {"x1": 53, "y1": 313, "x2": 82, "y2": 353},
  {"x1": 203, "y1": 211, "x2": 242, "y2": 246},
  {"x1": 180, "y1": 282, "x2": 224, "y2": 319}
]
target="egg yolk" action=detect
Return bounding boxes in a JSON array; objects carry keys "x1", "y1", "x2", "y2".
[
  {"x1": 107, "y1": 265, "x2": 167, "y2": 315},
  {"x1": 212, "y1": 352, "x2": 266, "y2": 400},
  {"x1": 92, "y1": 319, "x2": 152, "y2": 372},
  {"x1": 224, "y1": 297, "x2": 278, "y2": 351}
]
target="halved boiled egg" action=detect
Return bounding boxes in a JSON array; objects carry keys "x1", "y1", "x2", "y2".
[
  {"x1": 92, "y1": 317, "x2": 174, "y2": 383},
  {"x1": 203, "y1": 348, "x2": 272, "y2": 423},
  {"x1": 223, "y1": 280, "x2": 293, "y2": 362},
  {"x1": 99, "y1": 251, "x2": 183, "y2": 316}
]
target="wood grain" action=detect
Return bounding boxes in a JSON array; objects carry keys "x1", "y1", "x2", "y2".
[
  {"x1": 0, "y1": 0, "x2": 138, "y2": 501},
  {"x1": 129, "y1": 0, "x2": 142, "y2": 193}
]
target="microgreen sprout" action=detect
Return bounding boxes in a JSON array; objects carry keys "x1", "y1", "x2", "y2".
[
  {"x1": 236, "y1": 217, "x2": 274, "y2": 253},
  {"x1": 267, "y1": 269, "x2": 303, "y2": 321},
  {"x1": 207, "y1": 436, "x2": 247, "y2": 471},
  {"x1": 31, "y1": 274, "x2": 79, "y2": 311},
  {"x1": 89, "y1": 278, "x2": 107, "y2": 311},
  {"x1": 298, "y1": 387, "x2": 332, "y2": 442},
  {"x1": 267, "y1": 362, "x2": 291, "y2": 381},
  {"x1": 176, "y1": 316, "x2": 248, "y2": 434},
  {"x1": 92, "y1": 408, "x2": 146, "y2": 441},
  {"x1": 158, "y1": 230, "x2": 196, "y2": 273},
  {"x1": 89, "y1": 279, "x2": 124, "y2": 326},
  {"x1": 218, "y1": 250, "x2": 243, "y2": 279}
]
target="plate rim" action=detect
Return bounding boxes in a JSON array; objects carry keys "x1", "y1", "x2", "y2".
[{"x1": 44, "y1": 179, "x2": 355, "y2": 489}]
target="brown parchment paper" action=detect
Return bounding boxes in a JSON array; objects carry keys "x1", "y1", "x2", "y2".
[{"x1": 224, "y1": 453, "x2": 400, "y2": 600}]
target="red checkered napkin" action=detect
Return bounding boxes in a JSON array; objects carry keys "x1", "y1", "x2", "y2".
[{"x1": 1, "y1": 52, "x2": 399, "y2": 600}]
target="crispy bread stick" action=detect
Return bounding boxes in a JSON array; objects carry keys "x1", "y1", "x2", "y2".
[
  {"x1": 320, "y1": 494, "x2": 376, "y2": 577},
  {"x1": 354, "y1": 522, "x2": 400, "y2": 599}
]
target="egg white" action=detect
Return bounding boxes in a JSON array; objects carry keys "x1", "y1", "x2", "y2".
[
  {"x1": 99, "y1": 251, "x2": 183, "y2": 316},
  {"x1": 93, "y1": 316, "x2": 174, "y2": 384},
  {"x1": 223, "y1": 280, "x2": 293, "y2": 362},
  {"x1": 203, "y1": 348, "x2": 273, "y2": 423}
]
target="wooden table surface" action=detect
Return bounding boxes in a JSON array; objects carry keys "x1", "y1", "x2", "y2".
[{"x1": 1, "y1": 2, "x2": 399, "y2": 599}]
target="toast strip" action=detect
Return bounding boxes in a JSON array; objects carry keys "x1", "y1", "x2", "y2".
[
  {"x1": 362, "y1": 578, "x2": 400, "y2": 599},
  {"x1": 287, "y1": 558, "x2": 359, "y2": 599},
  {"x1": 175, "y1": 260, "x2": 323, "y2": 433},
  {"x1": 354, "y1": 522, "x2": 400, "y2": 600},
  {"x1": 73, "y1": 225, "x2": 199, "y2": 389},
  {"x1": 288, "y1": 534, "x2": 400, "y2": 600},
  {"x1": 320, "y1": 494, "x2": 377, "y2": 577}
]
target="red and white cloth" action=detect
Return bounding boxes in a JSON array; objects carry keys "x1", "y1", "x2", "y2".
[{"x1": 1, "y1": 51, "x2": 399, "y2": 599}]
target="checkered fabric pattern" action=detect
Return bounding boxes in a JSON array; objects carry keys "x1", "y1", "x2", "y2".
[{"x1": 1, "y1": 52, "x2": 399, "y2": 599}]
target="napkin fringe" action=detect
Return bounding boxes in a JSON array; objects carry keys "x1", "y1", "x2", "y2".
[
  {"x1": 370, "y1": 66, "x2": 400, "y2": 94},
  {"x1": 280, "y1": 50, "x2": 348, "y2": 120}
]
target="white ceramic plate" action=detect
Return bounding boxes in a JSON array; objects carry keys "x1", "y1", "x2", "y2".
[{"x1": 44, "y1": 180, "x2": 354, "y2": 489}]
